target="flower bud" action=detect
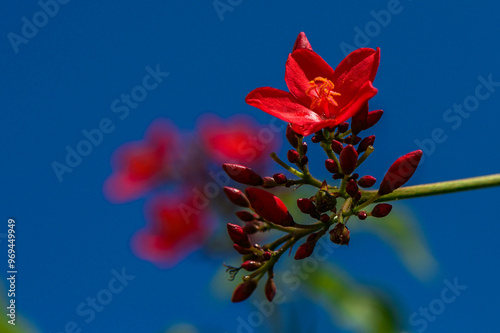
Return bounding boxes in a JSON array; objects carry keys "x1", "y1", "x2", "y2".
[
  {"x1": 241, "y1": 260, "x2": 262, "y2": 271},
  {"x1": 357, "y1": 135, "x2": 375, "y2": 153},
  {"x1": 236, "y1": 211, "x2": 257, "y2": 222},
  {"x1": 265, "y1": 278, "x2": 277, "y2": 302},
  {"x1": 233, "y1": 244, "x2": 253, "y2": 255},
  {"x1": 358, "y1": 175, "x2": 376, "y2": 188},
  {"x1": 297, "y1": 198, "x2": 315, "y2": 214},
  {"x1": 227, "y1": 223, "x2": 252, "y2": 248},
  {"x1": 344, "y1": 135, "x2": 362, "y2": 145},
  {"x1": 300, "y1": 156, "x2": 309, "y2": 166},
  {"x1": 262, "y1": 251, "x2": 272, "y2": 260},
  {"x1": 245, "y1": 188, "x2": 294, "y2": 226},
  {"x1": 262, "y1": 176, "x2": 278, "y2": 188},
  {"x1": 223, "y1": 163, "x2": 264, "y2": 186},
  {"x1": 224, "y1": 187, "x2": 250, "y2": 207},
  {"x1": 314, "y1": 190, "x2": 337, "y2": 213},
  {"x1": 307, "y1": 232, "x2": 320, "y2": 242},
  {"x1": 325, "y1": 159, "x2": 339, "y2": 173},
  {"x1": 378, "y1": 150, "x2": 423, "y2": 196},
  {"x1": 357, "y1": 211, "x2": 367, "y2": 220},
  {"x1": 332, "y1": 173, "x2": 343, "y2": 180},
  {"x1": 273, "y1": 173, "x2": 287, "y2": 184},
  {"x1": 302, "y1": 142, "x2": 308, "y2": 155},
  {"x1": 346, "y1": 179, "x2": 359, "y2": 198},
  {"x1": 339, "y1": 145, "x2": 358, "y2": 175},
  {"x1": 287, "y1": 149, "x2": 300, "y2": 163},
  {"x1": 320, "y1": 214, "x2": 330, "y2": 223},
  {"x1": 365, "y1": 110, "x2": 383, "y2": 129},
  {"x1": 243, "y1": 222, "x2": 259, "y2": 234},
  {"x1": 294, "y1": 241, "x2": 316, "y2": 260},
  {"x1": 292, "y1": 32, "x2": 313, "y2": 51},
  {"x1": 337, "y1": 122, "x2": 349, "y2": 133},
  {"x1": 286, "y1": 124, "x2": 300, "y2": 148},
  {"x1": 232, "y1": 280, "x2": 258, "y2": 302},
  {"x1": 351, "y1": 103, "x2": 368, "y2": 135},
  {"x1": 329, "y1": 223, "x2": 350, "y2": 246},
  {"x1": 331, "y1": 140, "x2": 344, "y2": 154},
  {"x1": 371, "y1": 203, "x2": 392, "y2": 217},
  {"x1": 311, "y1": 135, "x2": 321, "y2": 143}
]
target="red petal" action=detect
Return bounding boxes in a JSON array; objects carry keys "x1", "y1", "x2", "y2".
[
  {"x1": 285, "y1": 49, "x2": 335, "y2": 105},
  {"x1": 332, "y1": 48, "x2": 380, "y2": 107},
  {"x1": 334, "y1": 81, "x2": 378, "y2": 125},
  {"x1": 246, "y1": 87, "x2": 322, "y2": 131}
]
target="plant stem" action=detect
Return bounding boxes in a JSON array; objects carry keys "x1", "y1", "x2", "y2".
[{"x1": 366, "y1": 174, "x2": 500, "y2": 202}]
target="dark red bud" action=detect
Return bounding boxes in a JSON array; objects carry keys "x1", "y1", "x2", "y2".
[
  {"x1": 371, "y1": 203, "x2": 393, "y2": 217},
  {"x1": 294, "y1": 241, "x2": 316, "y2": 260},
  {"x1": 320, "y1": 214, "x2": 330, "y2": 223},
  {"x1": 223, "y1": 163, "x2": 264, "y2": 186},
  {"x1": 337, "y1": 122, "x2": 349, "y2": 133},
  {"x1": 243, "y1": 222, "x2": 259, "y2": 234},
  {"x1": 233, "y1": 244, "x2": 254, "y2": 255},
  {"x1": 307, "y1": 232, "x2": 320, "y2": 242},
  {"x1": 351, "y1": 103, "x2": 369, "y2": 135},
  {"x1": 232, "y1": 280, "x2": 258, "y2": 302},
  {"x1": 346, "y1": 179, "x2": 359, "y2": 198},
  {"x1": 358, "y1": 175, "x2": 376, "y2": 188},
  {"x1": 236, "y1": 211, "x2": 257, "y2": 222},
  {"x1": 227, "y1": 223, "x2": 252, "y2": 248},
  {"x1": 350, "y1": 173, "x2": 359, "y2": 180},
  {"x1": 262, "y1": 177, "x2": 277, "y2": 188},
  {"x1": 378, "y1": 150, "x2": 423, "y2": 196},
  {"x1": 262, "y1": 251, "x2": 272, "y2": 260},
  {"x1": 245, "y1": 188, "x2": 294, "y2": 226},
  {"x1": 292, "y1": 32, "x2": 313, "y2": 51},
  {"x1": 357, "y1": 135, "x2": 376, "y2": 153},
  {"x1": 300, "y1": 156, "x2": 309, "y2": 166},
  {"x1": 339, "y1": 145, "x2": 358, "y2": 175},
  {"x1": 241, "y1": 260, "x2": 262, "y2": 271},
  {"x1": 357, "y1": 211, "x2": 367, "y2": 220},
  {"x1": 331, "y1": 140, "x2": 344, "y2": 155},
  {"x1": 332, "y1": 173, "x2": 343, "y2": 180},
  {"x1": 329, "y1": 223, "x2": 350, "y2": 246},
  {"x1": 265, "y1": 278, "x2": 277, "y2": 302},
  {"x1": 354, "y1": 191, "x2": 362, "y2": 202},
  {"x1": 287, "y1": 149, "x2": 300, "y2": 163},
  {"x1": 302, "y1": 142, "x2": 308, "y2": 155},
  {"x1": 297, "y1": 198, "x2": 316, "y2": 214},
  {"x1": 273, "y1": 173, "x2": 287, "y2": 184},
  {"x1": 325, "y1": 159, "x2": 339, "y2": 173},
  {"x1": 223, "y1": 187, "x2": 250, "y2": 208},
  {"x1": 286, "y1": 124, "x2": 300, "y2": 148},
  {"x1": 365, "y1": 110, "x2": 383, "y2": 129},
  {"x1": 311, "y1": 135, "x2": 321, "y2": 143},
  {"x1": 344, "y1": 135, "x2": 362, "y2": 145}
]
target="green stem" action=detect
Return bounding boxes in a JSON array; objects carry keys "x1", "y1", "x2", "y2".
[
  {"x1": 368, "y1": 174, "x2": 500, "y2": 202},
  {"x1": 270, "y1": 153, "x2": 303, "y2": 178}
]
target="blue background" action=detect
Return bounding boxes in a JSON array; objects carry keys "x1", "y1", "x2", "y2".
[{"x1": 1, "y1": 1, "x2": 499, "y2": 332}]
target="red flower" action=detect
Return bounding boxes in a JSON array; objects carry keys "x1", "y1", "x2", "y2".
[
  {"x1": 198, "y1": 114, "x2": 278, "y2": 165},
  {"x1": 131, "y1": 192, "x2": 212, "y2": 268},
  {"x1": 246, "y1": 34, "x2": 380, "y2": 136},
  {"x1": 103, "y1": 119, "x2": 178, "y2": 203}
]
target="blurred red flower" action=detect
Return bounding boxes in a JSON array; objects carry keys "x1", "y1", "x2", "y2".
[
  {"x1": 246, "y1": 46, "x2": 380, "y2": 136},
  {"x1": 131, "y1": 192, "x2": 212, "y2": 267},
  {"x1": 198, "y1": 114, "x2": 278, "y2": 165},
  {"x1": 103, "y1": 119, "x2": 178, "y2": 203}
]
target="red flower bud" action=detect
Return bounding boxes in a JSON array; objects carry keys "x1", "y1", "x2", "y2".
[
  {"x1": 311, "y1": 135, "x2": 321, "y2": 143},
  {"x1": 296, "y1": 198, "x2": 320, "y2": 219},
  {"x1": 337, "y1": 122, "x2": 349, "y2": 133},
  {"x1": 325, "y1": 159, "x2": 339, "y2": 173},
  {"x1": 300, "y1": 156, "x2": 309, "y2": 166},
  {"x1": 357, "y1": 135, "x2": 375, "y2": 153},
  {"x1": 243, "y1": 222, "x2": 259, "y2": 234},
  {"x1": 346, "y1": 179, "x2": 359, "y2": 198},
  {"x1": 233, "y1": 244, "x2": 254, "y2": 255},
  {"x1": 227, "y1": 223, "x2": 251, "y2": 248},
  {"x1": 339, "y1": 145, "x2": 358, "y2": 175},
  {"x1": 292, "y1": 32, "x2": 313, "y2": 51},
  {"x1": 344, "y1": 135, "x2": 362, "y2": 145},
  {"x1": 224, "y1": 187, "x2": 250, "y2": 208},
  {"x1": 287, "y1": 149, "x2": 300, "y2": 163},
  {"x1": 358, "y1": 175, "x2": 376, "y2": 188},
  {"x1": 265, "y1": 278, "x2": 277, "y2": 302},
  {"x1": 286, "y1": 124, "x2": 300, "y2": 148},
  {"x1": 357, "y1": 211, "x2": 367, "y2": 220},
  {"x1": 351, "y1": 103, "x2": 369, "y2": 135},
  {"x1": 320, "y1": 214, "x2": 330, "y2": 223},
  {"x1": 302, "y1": 142, "x2": 308, "y2": 155},
  {"x1": 371, "y1": 203, "x2": 392, "y2": 217},
  {"x1": 329, "y1": 223, "x2": 350, "y2": 246},
  {"x1": 232, "y1": 280, "x2": 258, "y2": 302},
  {"x1": 273, "y1": 173, "x2": 287, "y2": 184},
  {"x1": 262, "y1": 176, "x2": 277, "y2": 188},
  {"x1": 262, "y1": 251, "x2": 272, "y2": 260},
  {"x1": 245, "y1": 188, "x2": 294, "y2": 226},
  {"x1": 294, "y1": 241, "x2": 316, "y2": 260},
  {"x1": 223, "y1": 163, "x2": 264, "y2": 186},
  {"x1": 332, "y1": 173, "x2": 343, "y2": 180},
  {"x1": 365, "y1": 110, "x2": 383, "y2": 129},
  {"x1": 241, "y1": 260, "x2": 262, "y2": 271},
  {"x1": 236, "y1": 211, "x2": 257, "y2": 222},
  {"x1": 331, "y1": 140, "x2": 344, "y2": 155},
  {"x1": 378, "y1": 150, "x2": 423, "y2": 196}
]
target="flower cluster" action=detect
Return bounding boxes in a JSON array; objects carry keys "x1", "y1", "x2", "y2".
[
  {"x1": 223, "y1": 32, "x2": 423, "y2": 302},
  {"x1": 104, "y1": 115, "x2": 277, "y2": 267}
]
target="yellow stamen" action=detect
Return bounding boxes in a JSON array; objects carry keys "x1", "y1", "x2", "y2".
[{"x1": 305, "y1": 77, "x2": 341, "y2": 117}]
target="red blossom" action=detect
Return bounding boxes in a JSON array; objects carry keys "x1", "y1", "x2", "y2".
[
  {"x1": 198, "y1": 114, "x2": 277, "y2": 165},
  {"x1": 378, "y1": 150, "x2": 423, "y2": 196},
  {"x1": 131, "y1": 192, "x2": 212, "y2": 268},
  {"x1": 246, "y1": 33, "x2": 380, "y2": 136},
  {"x1": 103, "y1": 119, "x2": 178, "y2": 203},
  {"x1": 245, "y1": 188, "x2": 294, "y2": 226}
]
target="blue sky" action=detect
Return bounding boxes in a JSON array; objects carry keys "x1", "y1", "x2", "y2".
[{"x1": 1, "y1": 1, "x2": 500, "y2": 332}]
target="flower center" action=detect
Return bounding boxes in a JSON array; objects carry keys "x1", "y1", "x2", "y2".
[{"x1": 305, "y1": 77, "x2": 341, "y2": 117}]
